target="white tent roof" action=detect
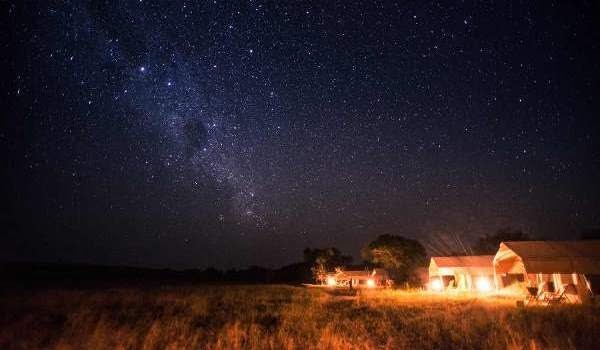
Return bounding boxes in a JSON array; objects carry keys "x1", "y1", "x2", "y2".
[
  {"x1": 494, "y1": 240, "x2": 600, "y2": 274},
  {"x1": 429, "y1": 255, "x2": 494, "y2": 276}
]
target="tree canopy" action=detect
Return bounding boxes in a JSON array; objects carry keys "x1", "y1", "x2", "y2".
[
  {"x1": 472, "y1": 228, "x2": 531, "y2": 255},
  {"x1": 361, "y1": 234, "x2": 426, "y2": 283},
  {"x1": 303, "y1": 247, "x2": 353, "y2": 268},
  {"x1": 580, "y1": 228, "x2": 600, "y2": 240},
  {"x1": 303, "y1": 247, "x2": 353, "y2": 283}
]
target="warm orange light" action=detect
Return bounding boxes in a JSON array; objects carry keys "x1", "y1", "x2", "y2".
[
  {"x1": 430, "y1": 278, "x2": 443, "y2": 291},
  {"x1": 326, "y1": 276, "x2": 337, "y2": 287},
  {"x1": 475, "y1": 277, "x2": 492, "y2": 292},
  {"x1": 366, "y1": 279, "x2": 376, "y2": 288}
]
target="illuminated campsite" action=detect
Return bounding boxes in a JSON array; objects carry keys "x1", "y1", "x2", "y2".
[
  {"x1": 323, "y1": 268, "x2": 392, "y2": 288},
  {"x1": 4, "y1": 235, "x2": 600, "y2": 349},
  {"x1": 311, "y1": 239, "x2": 599, "y2": 307}
]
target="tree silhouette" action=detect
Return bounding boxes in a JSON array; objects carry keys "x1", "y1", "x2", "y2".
[
  {"x1": 362, "y1": 234, "x2": 426, "y2": 283},
  {"x1": 472, "y1": 228, "x2": 531, "y2": 255},
  {"x1": 303, "y1": 247, "x2": 352, "y2": 283}
]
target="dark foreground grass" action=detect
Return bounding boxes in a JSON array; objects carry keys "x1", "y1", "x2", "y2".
[{"x1": 1, "y1": 285, "x2": 599, "y2": 349}]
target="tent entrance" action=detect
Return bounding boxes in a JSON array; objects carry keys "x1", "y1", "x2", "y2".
[{"x1": 500, "y1": 273, "x2": 524, "y2": 287}]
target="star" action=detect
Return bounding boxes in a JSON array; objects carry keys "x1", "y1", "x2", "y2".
[{"x1": 5, "y1": 0, "x2": 600, "y2": 270}]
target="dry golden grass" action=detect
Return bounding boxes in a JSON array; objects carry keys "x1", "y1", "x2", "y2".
[{"x1": 1, "y1": 285, "x2": 598, "y2": 349}]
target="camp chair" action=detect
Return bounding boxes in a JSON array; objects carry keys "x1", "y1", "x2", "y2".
[
  {"x1": 526, "y1": 286, "x2": 540, "y2": 305},
  {"x1": 546, "y1": 287, "x2": 567, "y2": 306},
  {"x1": 561, "y1": 284, "x2": 579, "y2": 304},
  {"x1": 537, "y1": 281, "x2": 555, "y2": 304},
  {"x1": 544, "y1": 282, "x2": 581, "y2": 306}
]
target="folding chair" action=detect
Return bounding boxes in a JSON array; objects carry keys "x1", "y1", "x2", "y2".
[
  {"x1": 561, "y1": 283, "x2": 579, "y2": 304},
  {"x1": 538, "y1": 281, "x2": 555, "y2": 305},
  {"x1": 546, "y1": 288, "x2": 566, "y2": 306},
  {"x1": 526, "y1": 286, "x2": 540, "y2": 305}
]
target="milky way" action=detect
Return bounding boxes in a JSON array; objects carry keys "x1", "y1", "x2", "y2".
[{"x1": 3, "y1": 1, "x2": 600, "y2": 268}]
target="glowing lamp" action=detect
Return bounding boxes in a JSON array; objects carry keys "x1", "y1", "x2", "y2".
[
  {"x1": 366, "y1": 278, "x2": 376, "y2": 288},
  {"x1": 475, "y1": 277, "x2": 492, "y2": 292},
  {"x1": 326, "y1": 276, "x2": 337, "y2": 287},
  {"x1": 430, "y1": 278, "x2": 443, "y2": 291}
]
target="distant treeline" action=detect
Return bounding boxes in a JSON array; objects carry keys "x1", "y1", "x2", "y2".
[
  {"x1": 1, "y1": 261, "x2": 315, "y2": 289},
  {"x1": 3, "y1": 228, "x2": 598, "y2": 289}
]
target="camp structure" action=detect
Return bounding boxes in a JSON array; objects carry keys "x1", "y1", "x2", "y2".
[
  {"x1": 428, "y1": 255, "x2": 495, "y2": 292},
  {"x1": 493, "y1": 240, "x2": 600, "y2": 302},
  {"x1": 325, "y1": 268, "x2": 391, "y2": 288}
]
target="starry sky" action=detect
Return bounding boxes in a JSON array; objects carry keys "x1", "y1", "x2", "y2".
[{"x1": 2, "y1": 1, "x2": 600, "y2": 269}]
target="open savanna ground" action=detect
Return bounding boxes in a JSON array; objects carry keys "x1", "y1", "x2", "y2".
[{"x1": 1, "y1": 285, "x2": 599, "y2": 350}]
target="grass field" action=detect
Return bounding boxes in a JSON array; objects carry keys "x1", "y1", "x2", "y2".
[{"x1": 1, "y1": 285, "x2": 599, "y2": 349}]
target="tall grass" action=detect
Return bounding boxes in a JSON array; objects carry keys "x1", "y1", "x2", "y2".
[{"x1": 1, "y1": 285, "x2": 598, "y2": 349}]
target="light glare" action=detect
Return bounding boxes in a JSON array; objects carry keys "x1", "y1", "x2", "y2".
[
  {"x1": 326, "y1": 276, "x2": 337, "y2": 287},
  {"x1": 431, "y1": 278, "x2": 443, "y2": 291},
  {"x1": 475, "y1": 277, "x2": 492, "y2": 292}
]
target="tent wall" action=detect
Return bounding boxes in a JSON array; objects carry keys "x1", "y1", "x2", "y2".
[{"x1": 429, "y1": 256, "x2": 495, "y2": 291}]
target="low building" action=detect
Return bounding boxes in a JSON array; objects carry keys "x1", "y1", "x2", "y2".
[
  {"x1": 493, "y1": 240, "x2": 600, "y2": 302},
  {"x1": 428, "y1": 255, "x2": 495, "y2": 292},
  {"x1": 326, "y1": 268, "x2": 392, "y2": 288}
]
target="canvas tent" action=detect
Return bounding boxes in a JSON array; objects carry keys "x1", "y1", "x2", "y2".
[
  {"x1": 493, "y1": 240, "x2": 600, "y2": 301},
  {"x1": 326, "y1": 268, "x2": 391, "y2": 288},
  {"x1": 429, "y1": 255, "x2": 495, "y2": 291}
]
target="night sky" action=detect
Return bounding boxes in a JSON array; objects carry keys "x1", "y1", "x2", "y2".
[{"x1": 2, "y1": 1, "x2": 599, "y2": 269}]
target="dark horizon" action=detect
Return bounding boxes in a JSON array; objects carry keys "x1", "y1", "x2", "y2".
[{"x1": 3, "y1": 1, "x2": 600, "y2": 269}]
